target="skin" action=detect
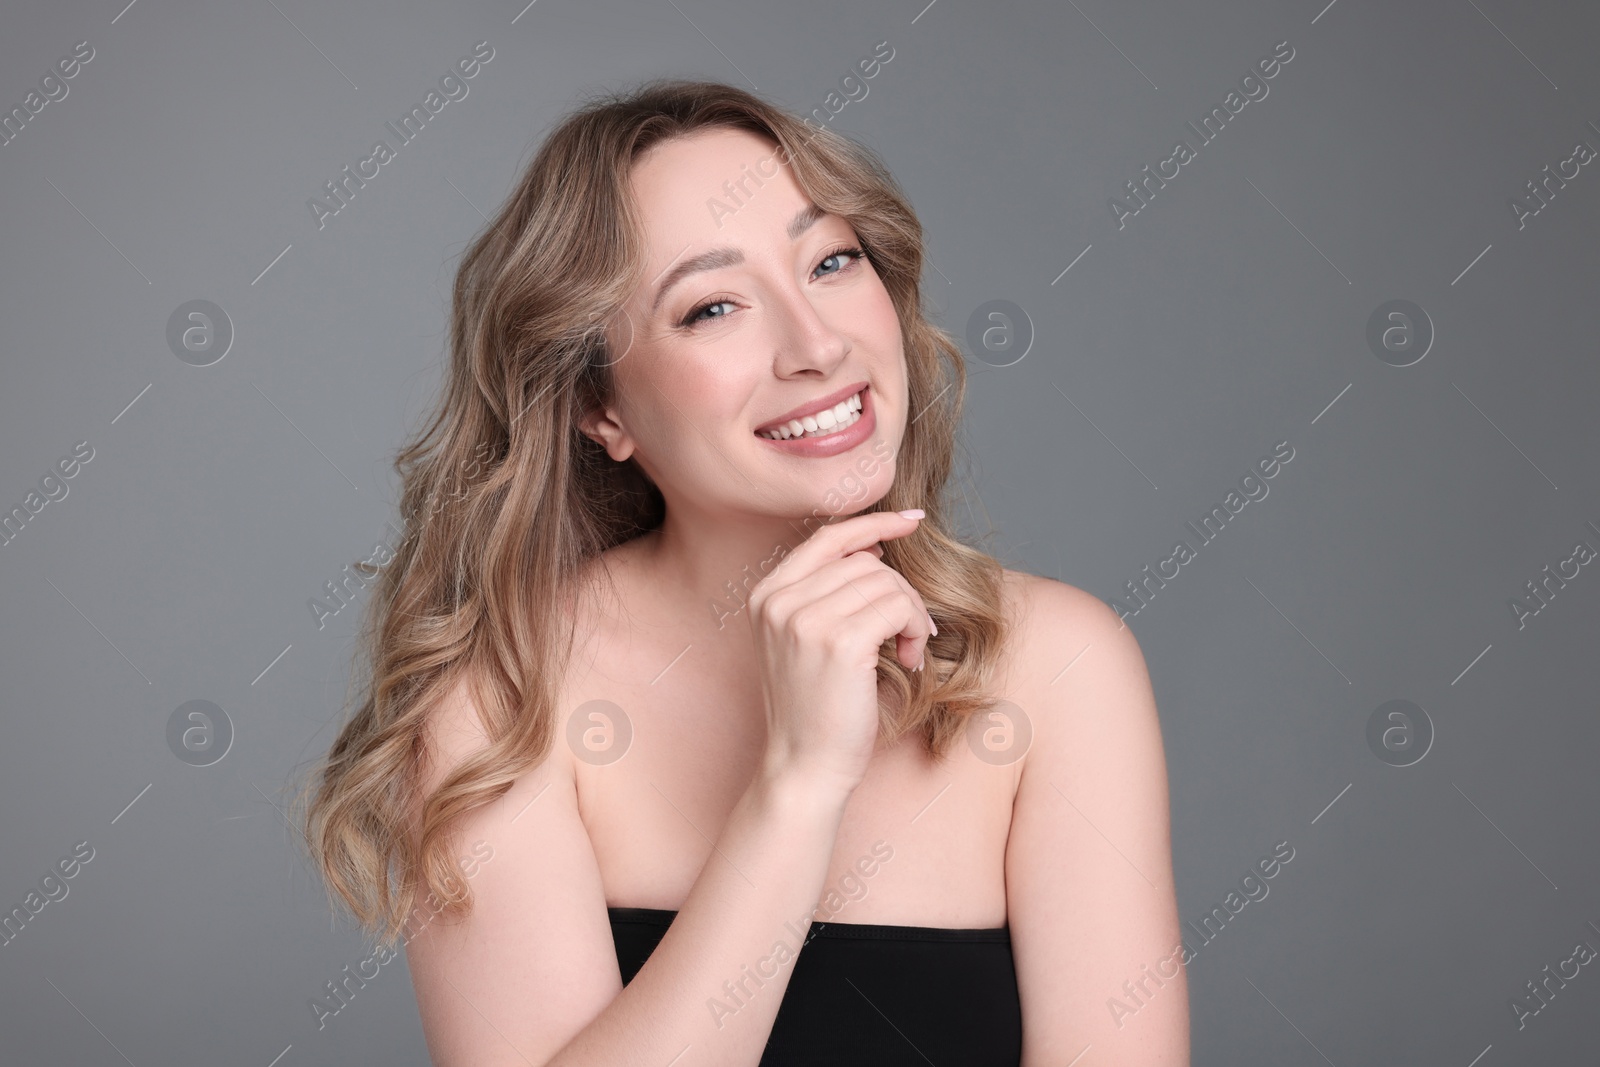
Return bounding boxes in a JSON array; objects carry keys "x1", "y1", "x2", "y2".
[
  {"x1": 579, "y1": 127, "x2": 910, "y2": 634},
  {"x1": 404, "y1": 126, "x2": 1190, "y2": 1066}
]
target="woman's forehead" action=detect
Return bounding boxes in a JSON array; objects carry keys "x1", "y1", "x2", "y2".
[
  {"x1": 629, "y1": 128, "x2": 802, "y2": 230},
  {"x1": 624, "y1": 129, "x2": 846, "y2": 307}
]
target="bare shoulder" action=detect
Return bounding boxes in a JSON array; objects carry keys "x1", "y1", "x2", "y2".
[
  {"x1": 995, "y1": 568, "x2": 1161, "y2": 771},
  {"x1": 997, "y1": 568, "x2": 1143, "y2": 686},
  {"x1": 1000, "y1": 567, "x2": 1122, "y2": 627},
  {"x1": 406, "y1": 673, "x2": 618, "y2": 1067},
  {"x1": 418, "y1": 674, "x2": 493, "y2": 778},
  {"x1": 994, "y1": 586, "x2": 1186, "y2": 1058},
  {"x1": 417, "y1": 536, "x2": 655, "y2": 794},
  {"x1": 560, "y1": 534, "x2": 655, "y2": 648},
  {"x1": 413, "y1": 671, "x2": 577, "y2": 834}
]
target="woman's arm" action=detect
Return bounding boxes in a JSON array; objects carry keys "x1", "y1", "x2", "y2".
[
  {"x1": 1005, "y1": 578, "x2": 1191, "y2": 1066},
  {"x1": 404, "y1": 678, "x2": 855, "y2": 1067}
]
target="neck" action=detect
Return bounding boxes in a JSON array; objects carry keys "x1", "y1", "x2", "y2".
[{"x1": 639, "y1": 502, "x2": 842, "y2": 641}]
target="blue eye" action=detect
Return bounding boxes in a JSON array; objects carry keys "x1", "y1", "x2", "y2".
[
  {"x1": 814, "y1": 246, "x2": 865, "y2": 277},
  {"x1": 684, "y1": 300, "x2": 735, "y2": 325},
  {"x1": 677, "y1": 244, "x2": 867, "y2": 330}
]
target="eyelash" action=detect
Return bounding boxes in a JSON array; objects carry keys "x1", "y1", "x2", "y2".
[{"x1": 677, "y1": 245, "x2": 868, "y2": 329}]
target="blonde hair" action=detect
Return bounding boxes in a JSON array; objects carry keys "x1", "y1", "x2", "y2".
[{"x1": 294, "y1": 78, "x2": 1009, "y2": 946}]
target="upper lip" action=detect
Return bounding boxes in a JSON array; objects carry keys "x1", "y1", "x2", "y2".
[{"x1": 754, "y1": 381, "x2": 868, "y2": 433}]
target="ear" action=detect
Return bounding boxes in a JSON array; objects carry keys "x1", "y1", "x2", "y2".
[{"x1": 577, "y1": 404, "x2": 636, "y2": 462}]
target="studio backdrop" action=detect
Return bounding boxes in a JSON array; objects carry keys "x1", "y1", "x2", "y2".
[{"x1": 2, "y1": 0, "x2": 1597, "y2": 1064}]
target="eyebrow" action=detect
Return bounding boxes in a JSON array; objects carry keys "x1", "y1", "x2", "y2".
[{"x1": 648, "y1": 202, "x2": 829, "y2": 316}]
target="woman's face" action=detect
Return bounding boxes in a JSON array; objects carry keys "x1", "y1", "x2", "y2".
[{"x1": 585, "y1": 126, "x2": 906, "y2": 522}]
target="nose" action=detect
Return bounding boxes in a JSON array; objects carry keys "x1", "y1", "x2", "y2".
[{"x1": 768, "y1": 278, "x2": 850, "y2": 379}]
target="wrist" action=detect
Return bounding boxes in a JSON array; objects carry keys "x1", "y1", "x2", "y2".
[{"x1": 751, "y1": 761, "x2": 856, "y2": 818}]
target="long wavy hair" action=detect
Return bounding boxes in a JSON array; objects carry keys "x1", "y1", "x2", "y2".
[{"x1": 294, "y1": 78, "x2": 1010, "y2": 946}]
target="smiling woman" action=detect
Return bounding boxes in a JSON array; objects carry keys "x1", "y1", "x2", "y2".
[{"x1": 294, "y1": 79, "x2": 1189, "y2": 1067}]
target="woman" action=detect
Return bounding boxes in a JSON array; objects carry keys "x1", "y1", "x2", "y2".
[{"x1": 297, "y1": 79, "x2": 1189, "y2": 1066}]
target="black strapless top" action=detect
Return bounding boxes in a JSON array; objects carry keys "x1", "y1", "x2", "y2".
[{"x1": 608, "y1": 906, "x2": 1022, "y2": 1065}]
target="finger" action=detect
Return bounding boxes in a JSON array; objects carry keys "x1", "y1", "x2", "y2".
[
  {"x1": 853, "y1": 547, "x2": 932, "y2": 666},
  {"x1": 842, "y1": 561, "x2": 933, "y2": 663},
  {"x1": 790, "y1": 555, "x2": 929, "y2": 632},
  {"x1": 896, "y1": 631, "x2": 919, "y2": 671},
  {"x1": 821, "y1": 571, "x2": 934, "y2": 670},
  {"x1": 755, "y1": 543, "x2": 896, "y2": 621},
  {"x1": 798, "y1": 582, "x2": 927, "y2": 671},
  {"x1": 852, "y1": 588, "x2": 934, "y2": 671},
  {"x1": 771, "y1": 510, "x2": 922, "y2": 586}
]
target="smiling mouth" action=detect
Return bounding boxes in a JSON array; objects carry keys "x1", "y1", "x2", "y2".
[{"x1": 755, "y1": 388, "x2": 866, "y2": 440}]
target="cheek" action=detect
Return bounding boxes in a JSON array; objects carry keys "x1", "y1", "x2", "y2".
[
  {"x1": 854, "y1": 279, "x2": 902, "y2": 349},
  {"x1": 858, "y1": 284, "x2": 908, "y2": 438},
  {"x1": 863, "y1": 287, "x2": 904, "y2": 385},
  {"x1": 635, "y1": 354, "x2": 748, "y2": 442}
]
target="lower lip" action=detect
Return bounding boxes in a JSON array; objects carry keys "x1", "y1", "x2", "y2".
[{"x1": 755, "y1": 387, "x2": 876, "y2": 458}]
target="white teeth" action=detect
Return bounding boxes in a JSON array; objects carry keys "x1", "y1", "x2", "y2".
[{"x1": 759, "y1": 390, "x2": 864, "y2": 440}]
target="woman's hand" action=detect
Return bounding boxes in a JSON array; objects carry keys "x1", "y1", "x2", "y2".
[{"x1": 746, "y1": 509, "x2": 936, "y2": 798}]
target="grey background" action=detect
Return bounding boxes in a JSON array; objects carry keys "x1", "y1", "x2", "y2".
[{"x1": 2, "y1": 0, "x2": 1597, "y2": 1063}]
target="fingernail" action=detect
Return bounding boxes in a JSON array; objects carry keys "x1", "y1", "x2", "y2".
[
  {"x1": 927, "y1": 613, "x2": 938, "y2": 636},
  {"x1": 914, "y1": 656, "x2": 925, "y2": 672},
  {"x1": 897, "y1": 509, "x2": 925, "y2": 519}
]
